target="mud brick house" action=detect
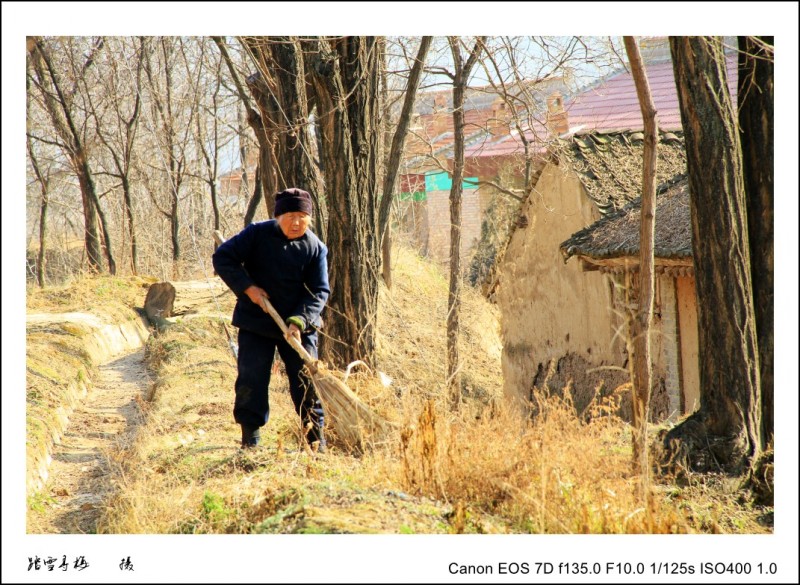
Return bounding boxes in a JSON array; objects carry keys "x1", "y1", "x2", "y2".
[
  {"x1": 494, "y1": 40, "x2": 738, "y2": 422},
  {"x1": 398, "y1": 77, "x2": 569, "y2": 263},
  {"x1": 559, "y1": 173, "x2": 698, "y2": 419}
]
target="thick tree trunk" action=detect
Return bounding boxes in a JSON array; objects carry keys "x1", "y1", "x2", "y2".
[
  {"x1": 37, "y1": 195, "x2": 49, "y2": 287},
  {"x1": 738, "y1": 36, "x2": 774, "y2": 444},
  {"x1": 209, "y1": 179, "x2": 221, "y2": 232},
  {"x1": 624, "y1": 36, "x2": 658, "y2": 474},
  {"x1": 663, "y1": 37, "x2": 762, "y2": 474},
  {"x1": 310, "y1": 37, "x2": 382, "y2": 367},
  {"x1": 270, "y1": 37, "x2": 320, "y2": 201}
]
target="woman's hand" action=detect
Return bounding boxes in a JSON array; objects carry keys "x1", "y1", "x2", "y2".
[
  {"x1": 286, "y1": 323, "x2": 302, "y2": 343},
  {"x1": 244, "y1": 285, "x2": 269, "y2": 310}
]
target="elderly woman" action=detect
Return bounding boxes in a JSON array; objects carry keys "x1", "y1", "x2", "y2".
[{"x1": 213, "y1": 188, "x2": 329, "y2": 451}]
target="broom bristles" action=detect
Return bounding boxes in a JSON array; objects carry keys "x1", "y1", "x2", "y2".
[{"x1": 310, "y1": 365, "x2": 397, "y2": 451}]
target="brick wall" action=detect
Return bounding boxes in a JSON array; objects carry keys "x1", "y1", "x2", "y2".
[{"x1": 425, "y1": 188, "x2": 482, "y2": 264}]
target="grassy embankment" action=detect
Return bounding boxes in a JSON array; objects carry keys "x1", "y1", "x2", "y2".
[{"x1": 26, "y1": 248, "x2": 771, "y2": 534}]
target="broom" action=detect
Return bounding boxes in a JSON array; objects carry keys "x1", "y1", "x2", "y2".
[{"x1": 255, "y1": 295, "x2": 396, "y2": 451}]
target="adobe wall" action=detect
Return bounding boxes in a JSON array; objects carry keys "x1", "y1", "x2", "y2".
[
  {"x1": 498, "y1": 164, "x2": 625, "y2": 415},
  {"x1": 659, "y1": 275, "x2": 682, "y2": 420},
  {"x1": 676, "y1": 275, "x2": 700, "y2": 413}
]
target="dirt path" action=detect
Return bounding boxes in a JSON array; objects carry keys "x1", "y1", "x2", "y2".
[{"x1": 29, "y1": 347, "x2": 152, "y2": 534}]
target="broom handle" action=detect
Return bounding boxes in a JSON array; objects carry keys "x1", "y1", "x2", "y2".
[{"x1": 257, "y1": 296, "x2": 317, "y2": 366}]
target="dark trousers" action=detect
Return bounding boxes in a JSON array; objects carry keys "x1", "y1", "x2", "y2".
[{"x1": 233, "y1": 328, "x2": 324, "y2": 443}]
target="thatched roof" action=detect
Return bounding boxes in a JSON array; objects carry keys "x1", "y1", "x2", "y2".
[
  {"x1": 560, "y1": 174, "x2": 691, "y2": 263},
  {"x1": 561, "y1": 131, "x2": 687, "y2": 214},
  {"x1": 483, "y1": 131, "x2": 689, "y2": 298}
]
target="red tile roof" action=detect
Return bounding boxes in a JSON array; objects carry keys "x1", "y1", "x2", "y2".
[
  {"x1": 565, "y1": 54, "x2": 738, "y2": 133},
  {"x1": 464, "y1": 126, "x2": 550, "y2": 158},
  {"x1": 464, "y1": 53, "x2": 739, "y2": 159}
]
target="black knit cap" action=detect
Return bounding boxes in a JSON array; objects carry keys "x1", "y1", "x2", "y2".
[{"x1": 274, "y1": 188, "x2": 313, "y2": 217}]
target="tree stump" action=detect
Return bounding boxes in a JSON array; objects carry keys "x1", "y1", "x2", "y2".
[{"x1": 144, "y1": 282, "x2": 177, "y2": 326}]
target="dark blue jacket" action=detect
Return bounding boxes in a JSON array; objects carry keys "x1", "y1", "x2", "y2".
[{"x1": 212, "y1": 220, "x2": 330, "y2": 339}]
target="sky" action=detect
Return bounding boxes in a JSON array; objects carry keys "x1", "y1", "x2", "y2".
[{"x1": 3, "y1": 2, "x2": 799, "y2": 584}]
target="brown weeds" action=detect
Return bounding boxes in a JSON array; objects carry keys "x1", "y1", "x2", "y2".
[{"x1": 33, "y1": 247, "x2": 772, "y2": 534}]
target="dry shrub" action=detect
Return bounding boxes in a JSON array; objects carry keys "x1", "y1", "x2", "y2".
[
  {"x1": 394, "y1": 387, "x2": 690, "y2": 533},
  {"x1": 27, "y1": 274, "x2": 156, "y2": 316},
  {"x1": 76, "y1": 244, "x2": 769, "y2": 534}
]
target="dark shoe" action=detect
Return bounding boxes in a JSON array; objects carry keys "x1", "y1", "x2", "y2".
[
  {"x1": 241, "y1": 425, "x2": 261, "y2": 448},
  {"x1": 308, "y1": 428, "x2": 326, "y2": 454}
]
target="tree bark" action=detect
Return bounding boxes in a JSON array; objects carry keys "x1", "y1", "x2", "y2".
[
  {"x1": 121, "y1": 175, "x2": 138, "y2": 274},
  {"x1": 213, "y1": 36, "x2": 276, "y2": 223},
  {"x1": 378, "y1": 36, "x2": 432, "y2": 289},
  {"x1": 195, "y1": 52, "x2": 223, "y2": 232},
  {"x1": 270, "y1": 37, "x2": 320, "y2": 200},
  {"x1": 237, "y1": 106, "x2": 251, "y2": 202},
  {"x1": 244, "y1": 165, "x2": 263, "y2": 227},
  {"x1": 86, "y1": 169, "x2": 117, "y2": 275},
  {"x1": 89, "y1": 37, "x2": 143, "y2": 275},
  {"x1": 446, "y1": 37, "x2": 485, "y2": 407},
  {"x1": 309, "y1": 37, "x2": 382, "y2": 367},
  {"x1": 144, "y1": 37, "x2": 188, "y2": 271},
  {"x1": 27, "y1": 135, "x2": 49, "y2": 287},
  {"x1": 663, "y1": 36, "x2": 763, "y2": 474},
  {"x1": 624, "y1": 36, "x2": 659, "y2": 474},
  {"x1": 28, "y1": 36, "x2": 104, "y2": 272},
  {"x1": 738, "y1": 36, "x2": 774, "y2": 445}
]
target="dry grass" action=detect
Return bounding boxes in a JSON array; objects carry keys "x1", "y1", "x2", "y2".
[
  {"x1": 25, "y1": 275, "x2": 154, "y2": 496},
  {"x1": 27, "y1": 247, "x2": 772, "y2": 534}
]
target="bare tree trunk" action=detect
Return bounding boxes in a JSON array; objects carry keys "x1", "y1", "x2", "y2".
[
  {"x1": 238, "y1": 39, "x2": 286, "y2": 216},
  {"x1": 237, "y1": 106, "x2": 251, "y2": 200},
  {"x1": 164, "y1": 40, "x2": 181, "y2": 270},
  {"x1": 270, "y1": 37, "x2": 319, "y2": 197},
  {"x1": 86, "y1": 175, "x2": 117, "y2": 275},
  {"x1": 664, "y1": 36, "x2": 762, "y2": 474},
  {"x1": 378, "y1": 36, "x2": 432, "y2": 289},
  {"x1": 738, "y1": 36, "x2": 774, "y2": 445},
  {"x1": 144, "y1": 37, "x2": 187, "y2": 272},
  {"x1": 28, "y1": 36, "x2": 105, "y2": 272},
  {"x1": 170, "y1": 194, "x2": 180, "y2": 267},
  {"x1": 382, "y1": 224, "x2": 393, "y2": 290},
  {"x1": 213, "y1": 36, "x2": 275, "y2": 223},
  {"x1": 379, "y1": 40, "x2": 391, "y2": 290},
  {"x1": 244, "y1": 165, "x2": 263, "y2": 227},
  {"x1": 121, "y1": 176, "x2": 138, "y2": 274},
  {"x1": 624, "y1": 37, "x2": 658, "y2": 477},
  {"x1": 196, "y1": 51, "x2": 223, "y2": 232},
  {"x1": 446, "y1": 37, "x2": 485, "y2": 407},
  {"x1": 309, "y1": 36, "x2": 382, "y2": 367},
  {"x1": 89, "y1": 36, "x2": 143, "y2": 275},
  {"x1": 27, "y1": 135, "x2": 49, "y2": 287}
]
